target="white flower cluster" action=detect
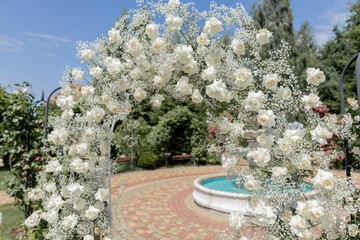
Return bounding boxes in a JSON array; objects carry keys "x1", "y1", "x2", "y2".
[{"x1": 31, "y1": 0, "x2": 359, "y2": 239}]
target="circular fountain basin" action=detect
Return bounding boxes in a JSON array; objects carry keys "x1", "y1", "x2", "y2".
[{"x1": 193, "y1": 173, "x2": 317, "y2": 214}]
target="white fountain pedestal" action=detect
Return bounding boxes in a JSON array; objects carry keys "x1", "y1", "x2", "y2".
[{"x1": 193, "y1": 173, "x2": 252, "y2": 214}]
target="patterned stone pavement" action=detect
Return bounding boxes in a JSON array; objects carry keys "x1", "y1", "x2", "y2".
[
  {"x1": 111, "y1": 166, "x2": 229, "y2": 240},
  {"x1": 110, "y1": 165, "x2": 360, "y2": 240}
]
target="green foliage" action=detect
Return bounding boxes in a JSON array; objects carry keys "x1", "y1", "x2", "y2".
[
  {"x1": 0, "y1": 82, "x2": 44, "y2": 216},
  {"x1": 137, "y1": 151, "x2": 158, "y2": 169},
  {"x1": 0, "y1": 167, "x2": 12, "y2": 191},
  {"x1": 317, "y1": 1, "x2": 360, "y2": 113},
  {"x1": 148, "y1": 105, "x2": 209, "y2": 163}
]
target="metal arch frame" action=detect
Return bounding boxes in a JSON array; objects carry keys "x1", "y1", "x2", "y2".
[{"x1": 339, "y1": 52, "x2": 360, "y2": 178}]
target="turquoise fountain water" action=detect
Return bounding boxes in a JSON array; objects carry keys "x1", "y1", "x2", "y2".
[{"x1": 201, "y1": 177, "x2": 313, "y2": 194}]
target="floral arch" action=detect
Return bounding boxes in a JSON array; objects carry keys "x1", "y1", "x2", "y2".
[{"x1": 25, "y1": 0, "x2": 359, "y2": 239}]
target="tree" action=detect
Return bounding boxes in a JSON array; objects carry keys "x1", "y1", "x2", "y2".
[
  {"x1": 251, "y1": 0, "x2": 317, "y2": 77},
  {"x1": 317, "y1": 1, "x2": 360, "y2": 113}
]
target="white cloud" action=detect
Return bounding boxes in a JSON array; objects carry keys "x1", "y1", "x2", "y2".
[
  {"x1": 314, "y1": 1, "x2": 351, "y2": 45},
  {"x1": 0, "y1": 35, "x2": 24, "y2": 52},
  {"x1": 24, "y1": 32, "x2": 70, "y2": 43}
]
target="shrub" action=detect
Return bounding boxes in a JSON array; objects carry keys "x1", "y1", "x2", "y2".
[{"x1": 137, "y1": 151, "x2": 158, "y2": 169}]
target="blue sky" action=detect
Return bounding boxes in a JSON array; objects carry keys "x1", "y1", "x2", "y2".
[{"x1": 0, "y1": 0, "x2": 353, "y2": 99}]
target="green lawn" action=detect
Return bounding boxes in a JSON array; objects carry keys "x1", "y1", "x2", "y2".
[
  {"x1": 0, "y1": 203, "x2": 24, "y2": 240},
  {"x1": 0, "y1": 167, "x2": 11, "y2": 191}
]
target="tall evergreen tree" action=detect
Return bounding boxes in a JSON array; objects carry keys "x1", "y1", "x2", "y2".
[
  {"x1": 251, "y1": 0, "x2": 317, "y2": 77},
  {"x1": 318, "y1": 0, "x2": 360, "y2": 113}
]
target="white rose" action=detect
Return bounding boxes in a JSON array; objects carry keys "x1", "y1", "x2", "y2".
[
  {"x1": 229, "y1": 211, "x2": 245, "y2": 230},
  {"x1": 320, "y1": 214, "x2": 336, "y2": 230},
  {"x1": 28, "y1": 188, "x2": 44, "y2": 201},
  {"x1": 129, "y1": 68, "x2": 141, "y2": 80},
  {"x1": 296, "y1": 200, "x2": 324, "y2": 221},
  {"x1": 13, "y1": 90, "x2": 19, "y2": 95},
  {"x1": 108, "y1": 28, "x2": 120, "y2": 43},
  {"x1": 219, "y1": 118, "x2": 232, "y2": 133},
  {"x1": 277, "y1": 138, "x2": 293, "y2": 155},
  {"x1": 77, "y1": 143, "x2": 90, "y2": 156},
  {"x1": 206, "y1": 80, "x2": 232, "y2": 103},
  {"x1": 126, "y1": 37, "x2": 143, "y2": 56},
  {"x1": 167, "y1": 0, "x2": 180, "y2": 9},
  {"x1": 85, "y1": 206, "x2": 100, "y2": 220},
  {"x1": 120, "y1": 101, "x2": 132, "y2": 114},
  {"x1": 73, "y1": 198, "x2": 86, "y2": 210},
  {"x1": 56, "y1": 95, "x2": 74, "y2": 111},
  {"x1": 94, "y1": 201, "x2": 105, "y2": 212},
  {"x1": 348, "y1": 224, "x2": 359, "y2": 237},
  {"x1": 83, "y1": 128, "x2": 95, "y2": 141},
  {"x1": 284, "y1": 129, "x2": 305, "y2": 146},
  {"x1": 72, "y1": 69, "x2": 84, "y2": 81},
  {"x1": 48, "y1": 128, "x2": 68, "y2": 144},
  {"x1": 25, "y1": 210, "x2": 42, "y2": 228},
  {"x1": 254, "y1": 202, "x2": 276, "y2": 226},
  {"x1": 43, "y1": 182, "x2": 57, "y2": 193},
  {"x1": 62, "y1": 110, "x2": 74, "y2": 120},
  {"x1": 183, "y1": 59, "x2": 198, "y2": 75},
  {"x1": 146, "y1": 23, "x2": 159, "y2": 39},
  {"x1": 257, "y1": 110, "x2": 277, "y2": 128},
  {"x1": 87, "y1": 107, "x2": 105, "y2": 123},
  {"x1": 95, "y1": 188, "x2": 109, "y2": 202},
  {"x1": 311, "y1": 169, "x2": 336, "y2": 190},
  {"x1": 153, "y1": 75, "x2": 167, "y2": 88},
  {"x1": 231, "y1": 39, "x2": 245, "y2": 55},
  {"x1": 197, "y1": 32, "x2": 208, "y2": 45},
  {"x1": 234, "y1": 67, "x2": 253, "y2": 88},
  {"x1": 81, "y1": 49, "x2": 95, "y2": 61},
  {"x1": 204, "y1": 17, "x2": 223, "y2": 37},
  {"x1": 134, "y1": 89, "x2": 147, "y2": 102},
  {"x1": 201, "y1": 65, "x2": 216, "y2": 81},
  {"x1": 136, "y1": 55, "x2": 150, "y2": 71},
  {"x1": 230, "y1": 123, "x2": 244, "y2": 138},
  {"x1": 256, "y1": 29, "x2": 272, "y2": 45},
  {"x1": 63, "y1": 214, "x2": 77, "y2": 229},
  {"x1": 289, "y1": 215, "x2": 307, "y2": 237},
  {"x1": 22, "y1": 88, "x2": 29, "y2": 94},
  {"x1": 271, "y1": 167, "x2": 288, "y2": 180},
  {"x1": 151, "y1": 38, "x2": 165, "y2": 53},
  {"x1": 222, "y1": 155, "x2": 238, "y2": 172},
  {"x1": 191, "y1": 89, "x2": 203, "y2": 104},
  {"x1": 89, "y1": 67, "x2": 102, "y2": 80},
  {"x1": 306, "y1": 68, "x2": 325, "y2": 86},
  {"x1": 295, "y1": 153, "x2": 312, "y2": 170},
  {"x1": 45, "y1": 160, "x2": 63, "y2": 175},
  {"x1": 247, "y1": 147, "x2": 271, "y2": 167},
  {"x1": 278, "y1": 86, "x2": 292, "y2": 100},
  {"x1": 70, "y1": 157, "x2": 89, "y2": 174},
  {"x1": 150, "y1": 94, "x2": 165, "y2": 108},
  {"x1": 302, "y1": 93, "x2": 320, "y2": 110},
  {"x1": 263, "y1": 73, "x2": 279, "y2": 90},
  {"x1": 104, "y1": 57, "x2": 122, "y2": 76},
  {"x1": 45, "y1": 194, "x2": 64, "y2": 211},
  {"x1": 175, "y1": 44, "x2": 193, "y2": 64},
  {"x1": 81, "y1": 85, "x2": 95, "y2": 97},
  {"x1": 281, "y1": 210, "x2": 292, "y2": 223},
  {"x1": 244, "y1": 175, "x2": 262, "y2": 191},
  {"x1": 249, "y1": 196, "x2": 264, "y2": 208},
  {"x1": 41, "y1": 210, "x2": 58, "y2": 224},
  {"x1": 166, "y1": 14, "x2": 183, "y2": 32},
  {"x1": 84, "y1": 235, "x2": 95, "y2": 240},
  {"x1": 256, "y1": 134, "x2": 274, "y2": 148},
  {"x1": 158, "y1": 66, "x2": 173, "y2": 81},
  {"x1": 244, "y1": 91, "x2": 265, "y2": 112},
  {"x1": 67, "y1": 183, "x2": 85, "y2": 198},
  {"x1": 310, "y1": 125, "x2": 332, "y2": 144},
  {"x1": 176, "y1": 77, "x2": 193, "y2": 96},
  {"x1": 100, "y1": 143, "x2": 111, "y2": 155}
]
